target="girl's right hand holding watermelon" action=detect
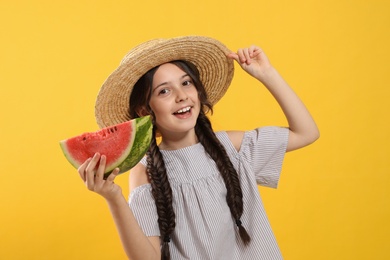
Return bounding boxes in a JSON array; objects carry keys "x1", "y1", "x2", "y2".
[{"x1": 78, "y1": 152, "x2": 122, "y2": 201}]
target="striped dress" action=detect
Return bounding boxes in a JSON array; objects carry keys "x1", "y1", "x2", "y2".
[{"x1": 129, "y1": 126, "x2": 289, "y2": 259}]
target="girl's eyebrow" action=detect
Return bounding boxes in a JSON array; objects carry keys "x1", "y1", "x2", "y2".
[{"x1": 153, "y1": 73, "x2": 190, "y2": 91}]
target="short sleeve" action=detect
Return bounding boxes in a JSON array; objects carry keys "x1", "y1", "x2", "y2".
[
  {"x1": 239, "y1": 126, "x2": 289, "y2": 188},
  {"x1": 128, "y1": 185, "x2": 160, "y2": 237}
]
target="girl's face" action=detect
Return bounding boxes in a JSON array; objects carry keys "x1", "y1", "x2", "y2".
[{"x1": 149, "y1": 63, "x2": 200, "y2": 138}]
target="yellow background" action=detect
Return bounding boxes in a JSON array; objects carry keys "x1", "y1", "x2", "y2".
[{"x1": 1, "y1": 0, "x2": 389, "y2": 259}]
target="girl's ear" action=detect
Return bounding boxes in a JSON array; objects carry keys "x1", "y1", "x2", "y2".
[{"x1": 136, "y1": 107, "x2": 150, "y2": 117}]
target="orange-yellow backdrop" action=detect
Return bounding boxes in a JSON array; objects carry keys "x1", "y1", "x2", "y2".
[{"x1": 1, "y1": 0, "x2": 389, "y2": 259}]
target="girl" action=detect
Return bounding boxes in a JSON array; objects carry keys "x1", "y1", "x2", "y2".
[{"x1": 78, "y1": 36, "x2": 319, "y2": 260}]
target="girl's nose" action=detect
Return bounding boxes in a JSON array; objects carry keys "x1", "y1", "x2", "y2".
[{"x1": 175, "y1": 89, "x2": 188, "y2": 102}]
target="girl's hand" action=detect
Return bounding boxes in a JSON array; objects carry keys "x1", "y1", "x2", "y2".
[
  {"x1": 227, "y1": 45, "x2": 273, "y2": 81},
  {"x1": 78, "y1": 153, "x2": 122, "y2": 201}
]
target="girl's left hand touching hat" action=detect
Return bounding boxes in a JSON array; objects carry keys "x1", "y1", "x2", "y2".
[{"x1": 227, "y1": 45, "x2": 273, "y2": 81}]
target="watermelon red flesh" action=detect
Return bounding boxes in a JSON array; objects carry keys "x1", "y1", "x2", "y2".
[{"x1": 60, "y1": 115, "x2": 152, "y2": 174}]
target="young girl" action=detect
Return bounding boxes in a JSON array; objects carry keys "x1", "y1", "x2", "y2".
[{"x1": 78, "y1": 36, "x2": 319, "y2": 260}]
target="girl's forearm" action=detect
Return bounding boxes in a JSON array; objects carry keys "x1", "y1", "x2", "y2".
[
  {"x1": 105, "y1": 195, "x2": 159, "y2": 260},
  {"x1": 257, "y1": 67, "x2": 320, "y2": 151}
]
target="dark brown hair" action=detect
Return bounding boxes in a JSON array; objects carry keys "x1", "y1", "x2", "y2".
[{"x1": 130, "y1": 60, "x2": 250, "y2": 260}]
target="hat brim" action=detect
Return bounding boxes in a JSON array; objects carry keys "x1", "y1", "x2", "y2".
[{"x1": 95, "y1": 36, "x2": 234, "y2": 128}]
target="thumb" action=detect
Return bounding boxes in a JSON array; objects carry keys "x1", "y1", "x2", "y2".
[
  {"x1": 227, "y1": 53, "x2": 239, "y2": 62},
  {"x1": 105, "y1": 168, "x2": 120, "y2": 182}
]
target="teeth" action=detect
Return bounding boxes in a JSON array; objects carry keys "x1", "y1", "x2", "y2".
[{"x1": 176, "y1": 107, "x2": 191, "y2": 113}]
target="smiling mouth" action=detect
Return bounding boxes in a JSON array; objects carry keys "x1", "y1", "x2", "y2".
[{"x1": 173, "y1": 106, "x2": 191, "y2": 115}]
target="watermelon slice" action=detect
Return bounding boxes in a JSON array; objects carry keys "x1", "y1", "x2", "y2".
[{"x1": 60, "y1": 115, "x2": 152, "y2": 176}]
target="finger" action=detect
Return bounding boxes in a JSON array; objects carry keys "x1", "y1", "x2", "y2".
[
  {"x1": 243, "y1": 48, "x2": 255, "y2": 65},
  {"x1": 78, "y1": 158, "x2": 92, "y2": 182},
  {"x1": 248, "y1": 45, "x2": 255, "y2": 57},
  {"x1": 227, "y1": 52, "x2": 239, "y2": 62},
  {"x1": 106, "y1": 168, "x2": 120, "y2": 183},
  {"x1": 227, "y1": 53, "x2": 245, "y2": 67},
  {"x1": 95, "y1": 154, "x2": 106, "y2": 181},
  {"x1": 237, "y1": 48, "x2": 246, "y2": 63},
  {"x1": 242, "y1": 48, "x2": 252, "y2": 64},
  {"x1": 250, "y1": 45, "x2": 262, "y2": 57},
  {"x1": 85, "y1": 153, "x2": 100, "y2": 190}
]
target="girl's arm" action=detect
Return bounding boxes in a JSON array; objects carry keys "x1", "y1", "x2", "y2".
[
  {"x1": 78, "y1": 153, "x2": 160, "y2": 260},
  {"x1": 228, "y1": 46, "x2": 319, "y2": 152}
]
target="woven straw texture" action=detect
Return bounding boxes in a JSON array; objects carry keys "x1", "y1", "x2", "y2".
[{"x1": 95, "y1": 36, "x2": 234, "y2": 128}]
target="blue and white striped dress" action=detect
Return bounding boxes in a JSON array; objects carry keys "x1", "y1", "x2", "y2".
[{"x1": 129, "y1": 126, "x2": 289, "y2": 259}]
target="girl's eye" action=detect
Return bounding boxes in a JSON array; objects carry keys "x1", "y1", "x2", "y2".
[
  {"x1": 182, "y1": 80, "x2": 192, "y2": 86},
  {"x1": 158, "y1": 88, "x2": 170, "y2": 95}
]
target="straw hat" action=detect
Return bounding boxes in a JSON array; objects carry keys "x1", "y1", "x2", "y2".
[{"x1": 95, "y1": 35, "x2": 234, "y2": 128}]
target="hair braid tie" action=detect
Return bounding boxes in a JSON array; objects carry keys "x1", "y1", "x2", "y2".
[
  {"x1": 163, "y1": 235, "x2": 171, "y2": 243},
  {"x1": 235, "y1": 219, "x2": 242, "y2": 227}
]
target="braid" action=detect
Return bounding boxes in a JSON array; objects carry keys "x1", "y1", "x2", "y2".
[
  {"x1": 146, "y1": 125, "x2": 176, "y2": 259},
  {"x1": 195, "y1": 112, "x2": 251, "y2": 245}
]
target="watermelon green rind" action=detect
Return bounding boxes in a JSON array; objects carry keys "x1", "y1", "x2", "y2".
[{"x1": 109, "y1": 115, "x2": 153, "y2": 176}]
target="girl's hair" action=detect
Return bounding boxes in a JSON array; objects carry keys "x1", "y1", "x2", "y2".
[{"x1": 129, "y1": 60, "x2": 250, "y2": 259}]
